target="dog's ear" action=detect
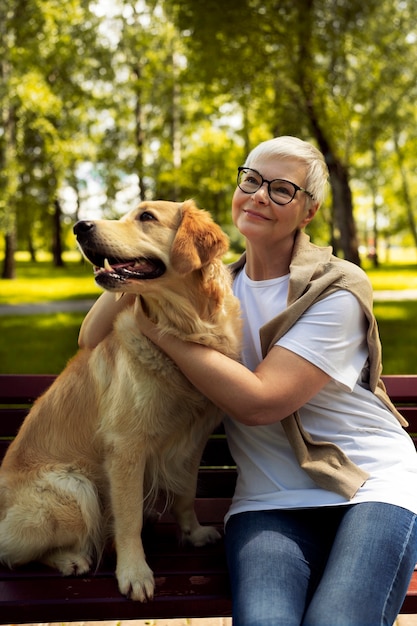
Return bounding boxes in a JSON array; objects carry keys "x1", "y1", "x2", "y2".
[{"x1": 170, "y1": 200, "x2": 229, "y2": 275}]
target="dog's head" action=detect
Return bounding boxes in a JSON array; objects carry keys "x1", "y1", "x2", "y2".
[{"x1": 73, "y1": 199, "x2": 229, "y2": 293}]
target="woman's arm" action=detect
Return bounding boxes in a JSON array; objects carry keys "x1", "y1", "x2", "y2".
[
  {"x1": 79, "y1": 291, "x2": 136, "y2": 349},
  {"x1": 134, "y1": 299, "x2": 330, "y2": 426}
]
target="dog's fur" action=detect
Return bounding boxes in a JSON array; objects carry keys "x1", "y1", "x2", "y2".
[{"x1": 0, "y1": 200, "x2": 241, "y2": 602}]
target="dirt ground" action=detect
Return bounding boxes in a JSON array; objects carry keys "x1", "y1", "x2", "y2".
[
  {"x1": 7, "y1": 617, "x2": 417, "y2": 626},
  {"x1": 6, "y1": 622, "x2": 231, "y2": 626}
]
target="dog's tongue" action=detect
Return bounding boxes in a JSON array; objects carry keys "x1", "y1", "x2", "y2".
[
  {"x1": 101, "y1": 258, "x2": 156, "y2": 273},
  {"x1": 93, "y1": 256, "x2": 166, "y2": 282}
]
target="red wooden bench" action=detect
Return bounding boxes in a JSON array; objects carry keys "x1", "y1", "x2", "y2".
[{"x1": 0, "y1": 373, "x2": 416, "y2": 623}]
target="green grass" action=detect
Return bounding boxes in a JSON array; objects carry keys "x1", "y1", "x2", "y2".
[
  {"x1": 374, "y1": 301, "x2": 417, "y2": 374},
  {"x1": 0, "y1": 254, "x2": 416, "y2": 374},
  {"x1": 2, "y1": 302, "x2": 414, "y2": 375},
  {"x1": 0, "y1": 253, "x2": 100, "y2": 373},
  {"x1": 363, "y1": 262, "x2": 417, "y2": 291},
  {"x1": 0, "y1": 252, "x2": 102, "y2": 305},
  {"x1": 0, "y1": 313, "x2": 85, "y2": 374}
]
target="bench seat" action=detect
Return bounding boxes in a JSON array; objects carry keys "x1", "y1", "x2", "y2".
[{"x1": 0, "y1": 373, "x2": 416, "y2": 623}]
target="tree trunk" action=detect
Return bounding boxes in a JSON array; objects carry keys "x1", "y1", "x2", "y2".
[
  {"x1": 305, "y1": 104, "x2": 360, "y2": 265},
  {"x1": 28, "y1": 235, "x2": 37, "y2": 263},
  {"x1": 133, "y1": 64, "x2": 146, "y2": 201},
  {"x1": 1, "y1": 232, "x2": 16, "y2": 279},
  {"x1": 0, "y1": 53, "x2": 18, "y2": 279},
  {"x1": 393, "y1": 132, "x2": 417, "y2": 251},
  {"x1": 295, "y1": 0, "x2": 360, "y2": 265},
  {"x1": 170, "y1": 47, "x2": 182, "y2": 202},
  {"x1": 327, "y1": 157, "x2": 361, "y2": 265},
  {"x1": 52, "y1": 199, "x2": 64, "y2": 267}
]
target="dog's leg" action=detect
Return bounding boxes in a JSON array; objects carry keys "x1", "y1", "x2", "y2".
[
  {"x1": 171, "y1": 491, "x2": 221, "y2": 546},
  {"x1": 106, "y1": 448, "x2": 154, "y2": 602},
  {"x1": 170, "y1": 449, "x2": 221, "y2": 547}
]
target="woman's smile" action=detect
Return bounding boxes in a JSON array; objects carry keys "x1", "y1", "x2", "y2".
[{"x1": 243, "y1": 207, "x2": 272, "y2": 221}]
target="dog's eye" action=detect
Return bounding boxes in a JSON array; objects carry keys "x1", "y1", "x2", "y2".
[{"x1": 138, "y1": 211, "x2": 157, "y2": 222}]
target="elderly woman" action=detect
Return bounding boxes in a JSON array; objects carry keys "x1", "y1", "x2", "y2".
[{"x1": 80, "y1": 136, "x2": 417, "y2": 626}]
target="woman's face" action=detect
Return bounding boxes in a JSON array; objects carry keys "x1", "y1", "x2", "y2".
[{"x1": 232, "y1": 156, "x2": 318, "y2": 249}]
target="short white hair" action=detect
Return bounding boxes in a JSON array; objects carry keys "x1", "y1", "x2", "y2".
[{"x1": 244, "y1": 136, "x2": 329, "y2": 207}]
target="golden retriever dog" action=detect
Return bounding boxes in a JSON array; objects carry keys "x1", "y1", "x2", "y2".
[{"x1": 0, "y1": 199, "x2": 241, "y2": 602}]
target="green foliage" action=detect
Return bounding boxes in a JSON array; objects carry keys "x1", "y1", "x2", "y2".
[
  {"x1": 1, "y1": 0, "x2": 417, "y2": 270},
  {"x1": 0, "y1": 0, "x2": 114, "y2": 260}
]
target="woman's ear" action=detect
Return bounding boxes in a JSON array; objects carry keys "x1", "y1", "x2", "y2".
[
  {"x1": 299, "y1": 202, "x2": 320, "y2": 229},
  {"x1": 170, "y1": 200, "x2": 229, "y2": 275}
]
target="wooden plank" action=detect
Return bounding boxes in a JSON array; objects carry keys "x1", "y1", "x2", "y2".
[
  {"x1": 401, "y1": 570, "x2": 417, "y2": 613},
  {"x1": 196, "y1": 470, "x2": 237, "y2": 497},
  {"x1": 0, "y1": 373, "x2": 417, "y2": 620},
  {"x1": 0, "y1": 374, "x2": 55, "y2": 403},
  {"x1": 200, "y1": 437, "x2": 235, "y2": 467},
  {"x1": 0, "y1": 526, "x2": 232, "y2": 624},
  {"x1": 382, "y1": 375, "x2": 417, "y2": 403},
  {"x1": 0, "y1": 576, "x2": 232, "y2": 624},
  {"x1": 0, "y1": 408, "x2": 28, "y2": 436}
]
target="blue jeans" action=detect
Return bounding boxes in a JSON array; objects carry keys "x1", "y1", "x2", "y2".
[{"x1": 225, "y1": 503, "x2": 417, "y2": 626}]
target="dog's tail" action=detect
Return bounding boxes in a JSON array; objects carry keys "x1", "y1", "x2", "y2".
[{"x1": 0, "y1": 467, "x2": 104, "y2": 570}]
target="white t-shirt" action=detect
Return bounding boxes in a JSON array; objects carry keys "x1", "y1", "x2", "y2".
[{"x1": 224, "y1": 268, "x2": 417, "y2": 523}]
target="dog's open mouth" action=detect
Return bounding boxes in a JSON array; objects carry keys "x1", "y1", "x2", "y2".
[{"x1": 91, "y1": 255, "x2": 166, "y2": 283}]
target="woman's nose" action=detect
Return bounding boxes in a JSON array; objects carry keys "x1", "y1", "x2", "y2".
[{"x1": 252, "y1": 181, "x2": 269, "y2": 203}]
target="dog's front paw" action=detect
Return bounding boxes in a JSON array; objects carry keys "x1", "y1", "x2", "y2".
[
  {"x1": 43, "y1": 549, "x2": 93, "y2": 576},
  {"x1": 116, "y1": 560, "x2": 155, "y2": 602},
  {"x1": 185, "y1": 524, "x2": 221, "y2": 547}
]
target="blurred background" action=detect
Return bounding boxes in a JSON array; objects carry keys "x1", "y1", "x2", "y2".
[{"x1": 1, "y1": 0, "x2": 416, "y2": 374}]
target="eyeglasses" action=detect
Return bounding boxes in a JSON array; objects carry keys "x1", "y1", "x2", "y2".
[{"x1": 237, "y1": 167, "x2": 314, "y2": 205}]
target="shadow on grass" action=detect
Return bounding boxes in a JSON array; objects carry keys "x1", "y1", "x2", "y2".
[{"x1": 0, "y1": 313, "x2": 85, "y2": 374}]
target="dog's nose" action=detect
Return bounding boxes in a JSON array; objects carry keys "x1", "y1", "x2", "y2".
[{"x1": 73, "y1": 220, "x2": 95, "y2": 238}]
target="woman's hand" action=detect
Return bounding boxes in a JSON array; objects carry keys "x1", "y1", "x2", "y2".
[
  {"x1": 79, "y1": 291, "x2": 135, "y2": 349},
  {"x1": 133, "y1": 297, "x2": 160, "y2": 343}
]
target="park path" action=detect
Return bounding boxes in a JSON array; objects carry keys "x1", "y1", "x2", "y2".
[
  {"x1": 0, "y1": 299, "x2": 97, "y2": 315},
  {"x1": 0, "y1": 289, "x2": 416, "y2": 317}
]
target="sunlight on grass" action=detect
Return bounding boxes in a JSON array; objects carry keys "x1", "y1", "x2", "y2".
[
  {"x1": 0, "y1": 257, "x2": 102, "y2": 305},
  {"x1": 375, "y1": 304, "x2": 412, "y2": 320},
  {"x1": 374, "y1": 301, "x2": 417, "y2": 374},
  {"x1": 0, "y1": 313, "x2": 84, "y2": 374},
  {"x1": 0, "y1": 251, "x2": 416, "y2": 374},
  {"x1": 1, "y1": 253, "x2": 416, "y2": 306},
  {"x1": 365, "y1": 266, "x2": 417, "y2": 291}
]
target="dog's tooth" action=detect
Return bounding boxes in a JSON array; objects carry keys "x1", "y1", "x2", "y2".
[
  {"x1": 114, "y1": 292, "x2": 125, "y2": 302},
  {"x1": 104, "y1": 258, "x2": 113, "y2": 271}
]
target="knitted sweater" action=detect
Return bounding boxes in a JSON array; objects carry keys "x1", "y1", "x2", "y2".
[{"x1": 229, "y1": 231, "x2": 406, "y2": 500}]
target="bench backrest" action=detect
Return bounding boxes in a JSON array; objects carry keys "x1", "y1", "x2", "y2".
[{"x1": 0, "y1": 374, "x2": 416, "y2": 501}]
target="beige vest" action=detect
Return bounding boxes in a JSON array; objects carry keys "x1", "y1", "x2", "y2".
[{"x1": 229, "y1": 231, "x2": 406, "y2": 500}]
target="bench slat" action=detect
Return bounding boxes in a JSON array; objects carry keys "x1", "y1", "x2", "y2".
[
  {"x1": 402, "y1": 570, "x2": 417, "y2": 613},
  {"x1": 382, "y1": 375, "x2": 417, "y2": 403},
  {"x1": 0, "y1": 408, "x2": 28, "y2": 436},
  {"x1": 0, "y1": 518, "x2": 231, "y2": 624},
  {"x1": 0, "y1": 374, "x2": 55, "y2": 403},
  {"x1": 0, "y1": 573, "x2": 232, "y2": 624},
  {"x1": 0, "y1": 373, "x2": 416, "y2": 621}
]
